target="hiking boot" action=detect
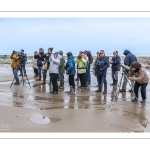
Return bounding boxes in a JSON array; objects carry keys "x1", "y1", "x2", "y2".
[
  {"x1": 103, "y1": 84, "x2": 107, "y2": 94},
  {"x1": 132, "y1": 97, "x2": 138, "y2": 102},
  {"x1": 68, "y1": 86, "x2": 75, "y2": 95},
  {"x1": 14, "y1": 82, "x2": 20, "y2": 85},
  {"x1": 50, "y1": 91, "x2": 54, "y2": 93},
  {"x1": 18, "y1": 74, "x2": 23, "y2": 76},
  {"x1": 128, "y1": 89, "x2": 133, "y2": 92},
  {"x1": 141, "y1": 99, "x2": 146, "y2": 103},
  {"x1": 75, "y1": 78, "x2": 79, "y2": 81},
  {"x1": 119, "y1": 89, "x2": 126, "y2": 92},
  {"x1": 53, "y1": 92, "x2": 58, "y2": 94}
]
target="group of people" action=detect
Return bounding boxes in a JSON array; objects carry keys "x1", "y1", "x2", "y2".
[{"x1": 10, "y1": 48, "x2": 149, "y2": 103}]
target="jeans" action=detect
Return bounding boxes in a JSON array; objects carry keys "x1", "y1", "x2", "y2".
[
  {"x1": 111, "y1": 71, "x2": 118, "y2": 81},
  {"x1": 38, "y1": 66, "x2": 43, "y2": 74},
  {"x1": 59, "y1": 73, "x2": 64, "y2": 86},
  {"x1": 50, "y1": 73, "x2": 58, "y2": 92},
  {"x1": 12, "y1": 68, "x2": 19, "y2": 83},
  {"x1": 86, "y1": 65, "x2": 91, "y2": 84},
  {"x1": 134, "y1": 82, "x2": 148, "y2": 100},
  {"x1": 20, "y1": 62, "x2": 26, "y2": 75},
  {"x1": 97, "y1": 76, "x2": 107, "y2": 85}
]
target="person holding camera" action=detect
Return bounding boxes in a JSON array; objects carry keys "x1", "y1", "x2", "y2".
[
  {"x1": 65, "y1": 52, "x2": 76, "y2": 94},
  {"x1": 120, "y1": 50, "x2": 137, "y2": 92},
  {"x1": 10, "y1": 51, "x2": 20, "y2": 85},
  {"x1": 49, "y1": 52, "x2": 62, "y2": 94},
  {"x1": 34, "y1": 48, "x2": 45, "y2": 81},
  {"x1": 110, "y1": 51, "x2": 121, "y2": 86},
  {"x1": 128, "y1": 61, "x2": 149, "y2": 103},
  {"x1": 75, "y1": 52, "x2": 87, "y2": 89},
  {"x1": 95, "y1": 50, "x2": 109, "y2": 94},
  {"x1": 18, "y1": 49, "x2": 27, "y2": 76},
  {"x1": 42, "y1": 47, "x2": 53, "y2": 84}
]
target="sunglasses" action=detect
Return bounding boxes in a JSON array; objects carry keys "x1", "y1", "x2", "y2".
[{"x1": 99, "y1": 53, "x2": 104, "y2": 54}]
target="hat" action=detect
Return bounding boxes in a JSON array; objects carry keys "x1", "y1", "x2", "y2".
[
  {"x1": 39, "y1": 48, "x2": 43, "y2": 51},
  {"x1": 21, "y1": 49, "x2": 24, "y2": 52},
  {"x1": 34, "y1": 51, "x2": 38, "y2": 53},
  {"x1": 59, "y1": 50, "x2": 63, "y2": 56}
]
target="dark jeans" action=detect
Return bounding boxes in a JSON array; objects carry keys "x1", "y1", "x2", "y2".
[
  {"x1": 34, "y1": 68, "x2": 38, "y2": 75},
  {"x1": 12, "y1": 68, "x2": 19, "y2": 83},
  {"x1": 38, "y1": 66, "x2": 44, "y2": 74},
  {"x1": 134, "y1": 81, "x2": 148, "y2": 100},
  {"x1": 20, "y1": 62, "x2": 26, "y2": 75},
  {"x1": 69, "y1": 75, "x2": 75, "y2": 87},
  {"x1": 50, "y1": 73, "x2": 58, "y2": 92},
  {"x1": 78, "y1": 73, "x2": 86, "y2": 87},
  {"x1": 97, "y1": 76, "x2": 107, "y2": 85}
]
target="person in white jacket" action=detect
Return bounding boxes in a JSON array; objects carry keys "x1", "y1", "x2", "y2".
[{"x1": 49, "y1": 52, "x2": 62, "y2": 94}]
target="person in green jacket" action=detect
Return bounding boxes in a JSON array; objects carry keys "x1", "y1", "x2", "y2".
[
  {"x1": 75, "y1": 52, "x2": 87, "y2": 89},
  {"x1": 58, "y1": 50, "x2": 65, "y2": 89}
]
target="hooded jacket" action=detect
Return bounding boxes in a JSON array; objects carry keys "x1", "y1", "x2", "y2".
[
  {"x1": 111, "y1": 55, "x2": 121, "y2": 71},
  {"x1": 10, "y1": 53, "x2": 20, "y2": 68},
  {"x1": 129, "y1": 67, "x2": 149, "y2": 84},
  {"x1": 65, "y1": 55, "x2": 76, "y2": 75},
  {"x1": 34, "y1": 52, "x2": 45, "y2": 66},
  {"x1": 49, "y1": 54, "x2": 62, "y2": 74},
  {"x1": 123, "y1": 50, "x2": 137, "y2": 67}
]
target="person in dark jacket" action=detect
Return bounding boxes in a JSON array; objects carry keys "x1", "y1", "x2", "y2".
[
  {"x1": 65, "y1": 52, "x2": 76, "y2": 95},
  {"x1": 120, "y1": 50, "x2": 137, "y2": 92},
  {"x1": 42, "y1": 47, "x2": 53, "y2": 84},
  {"x1": 110, "y1": 51, "x2": 121, "y2": 86},
  {"x1": 18, "y1": 49, "x2": 27, "y2": 76},
  {"x1": 95, "y1": 50, "x2": 109, "y2": 94},
  {"x1": 34, "y1": 48, "x2": 45, "y2": 81},
  {"x1": 58, "y1": 50, "x2": 65, "y2": 89}
]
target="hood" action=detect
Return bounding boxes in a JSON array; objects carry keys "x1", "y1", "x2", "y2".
[
  {"x1": 123, "y1": 50, "x2": 131, "y2": 56},
  {"x1": 68, "y1": 55, "x2": 74, "y2": 59}
]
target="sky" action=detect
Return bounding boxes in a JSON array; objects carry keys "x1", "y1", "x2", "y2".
[{"x1": 0, "y1": 18, "x2": 150, "y2": 55}]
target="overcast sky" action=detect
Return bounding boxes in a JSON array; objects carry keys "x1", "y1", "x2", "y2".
[{"x1": 0, "y1": 18, "x2": 150, "y2": 55}]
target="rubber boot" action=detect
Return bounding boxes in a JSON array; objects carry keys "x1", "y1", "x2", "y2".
[
  {"x1": 36, "y1": 73, "x2": 41, "y2": 81},
  {"x1": 96, "y1": 84, "x2": 102, "y2": 92},
  {"x1": 110, "y1": 79, "x2": 115, "y2": 86},
  {"x1": 69, "y1": 86, "x2": 75, "y2": 95},
  {"x1": 41, "y1": 75, "x2": 46, "y2": 84},
  {"x1": 103, "y1": 84, "x2": 107, "y2": 94},
  {"x1": 141, "y1": 99, "x2": 145, "y2": 103}
]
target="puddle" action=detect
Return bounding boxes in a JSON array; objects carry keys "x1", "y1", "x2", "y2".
[{"x1": 29, "y1": 115, "x2": 61, "y2": 124}]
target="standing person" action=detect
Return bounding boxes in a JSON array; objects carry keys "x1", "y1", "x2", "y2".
[
  {"x1": 65, "y1": 52, "x2": 76, "y2": 94},
  {"x1": 76, "y1": 52, "x2": 87, "y2": 89},
  {"x1": 93, "y1": 52, "x2": 100, "y2": 87},
  {"x1": 95, "y1": 50, "x2": 109, "y2": 94},
  {"x1": 10, "y1": 51, "x2": 20, "y2": 85},
  {"x1": 128, "y1": 61, "x2": 149, "y2": 103},
  {"x1": 34, "y1": 48, "x2": 45, "y2": 81},
  {"x1": 32, "y1": 51, "x2": 38, "y2": 77},
  {"x1": 85, "y1": 50, "x2": 93, "y2": 85},
  {"x1": 110, "y1": 51, "x2": 121, "y2": 86},
  {"x1": 58, "y1": 50, "x2": 65, "y2": 89},
  {"x1": 42, "y1": 47, "x2": 53, "y2": 84},
  {"x1": 120, "y1": 50, "x2": 137, "y2": 92},
  {"x1": 49, "y1": 52, "x2": 62, "y2": 94},
  {"x1": 18, "y1": 49, "x2": 27, "y2": 76}
]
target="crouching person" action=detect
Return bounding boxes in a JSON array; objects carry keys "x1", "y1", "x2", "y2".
[
  {"x1": 65, "y1": 52, "x2": 76, "y2": 95},
  {"x1": 128, "y1": 61, "x2": 149, "y2": 103},
  {"x1": 49, "y1": 52, "x2": 62, "y2": 94},
  {"x1": 10, "y1": 51, "x2": 20, "y2": 85},
  {"x1": 95, "y1": 50, "x2": 109, "y2": 94}
]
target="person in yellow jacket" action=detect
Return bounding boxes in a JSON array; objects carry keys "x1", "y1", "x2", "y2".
[
  {"x1": 75, "y1": 52, "x2": 87, "y2": 89},
  {"x1": 10, "y1": 51, "x2": 20, "y2": 85}
]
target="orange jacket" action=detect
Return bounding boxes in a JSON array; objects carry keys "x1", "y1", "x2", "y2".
[{"x1": 10, "y1": 54, "x2": 20, "y2": 68}]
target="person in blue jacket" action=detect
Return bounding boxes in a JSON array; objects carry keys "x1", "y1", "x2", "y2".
[
  {"x1": 120, "y1": 50, "x2": 137, "y2": 92},
  {"x1": 95, "y1": 50, "x2": 110, "y2": 94},
  {"x1": 110, "y1": 51, "x2": 121, "y2": 86},
  {"x1": 65, "y1": 52, "x2": 76, "y2": 95}
]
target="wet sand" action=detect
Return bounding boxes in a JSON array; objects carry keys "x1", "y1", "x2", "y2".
[{"x1": 0, "y1": 66, "x2": 150, "y2": 132}]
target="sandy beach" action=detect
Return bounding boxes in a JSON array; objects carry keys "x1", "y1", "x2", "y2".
[{"x1": 0, "y1": 55, "x2": 150, "y2": 132}]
